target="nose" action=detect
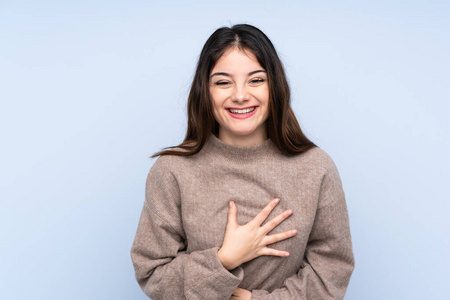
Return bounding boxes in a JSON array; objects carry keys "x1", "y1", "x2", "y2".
[{"x1": 231, "y1": 83, "x2": 250, "y2": 104}]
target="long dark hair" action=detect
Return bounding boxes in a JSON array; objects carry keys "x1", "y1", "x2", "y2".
[{"x1": 152, "y1": 24, "x2": 316, "y2": 158}]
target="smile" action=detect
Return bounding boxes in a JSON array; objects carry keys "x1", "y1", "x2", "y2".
[
  {"x1": 226, "y1": 106, "x2": 258, "y2": 119},
  {"x1": 228, "y1": 107, "x2": 256, "y2": 114}
]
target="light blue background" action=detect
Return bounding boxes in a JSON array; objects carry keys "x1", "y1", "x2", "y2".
[{"x1": 1, "y1": 1, "x2": 449, "y2": 299}]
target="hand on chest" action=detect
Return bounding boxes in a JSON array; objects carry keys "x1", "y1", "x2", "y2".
[{"x1": 179, "y1": 169, "x2": 319, "y2": 253}]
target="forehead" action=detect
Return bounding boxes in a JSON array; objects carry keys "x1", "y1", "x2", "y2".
[{"x1": 211, "y1": 48, "x2": 263, "y2": 73}]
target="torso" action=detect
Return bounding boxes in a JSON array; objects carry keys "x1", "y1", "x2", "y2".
[{"x1": 164, "y1": 135, "x2": 329, "y2": 291}]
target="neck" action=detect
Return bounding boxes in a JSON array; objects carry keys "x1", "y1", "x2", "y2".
[
  {"x1": 218, "y1": 129, "x2": 268, "y2": 147},
  {"x1": 205, "y1": 132, "x2": 274, "y2": 163}
]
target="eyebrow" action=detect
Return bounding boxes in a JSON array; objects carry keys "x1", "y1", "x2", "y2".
[{"x1": 209, "y1": 69, "x2": 266, "y2": 78}]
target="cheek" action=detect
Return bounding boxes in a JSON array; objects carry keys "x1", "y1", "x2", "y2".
[
  {"x1": 255, "y1": 90, "x2": 270, "y2": 108},
  {"x1": 210, "y1": 90, "x2": 228, "y2": 109},
  {"x1": 258, "y1": 91, "x2": 270, "y2": 120},
  {"x1": 209, "y1": 90, "x2": 218, "y2": 109},
  {"x1": 209, "y1": 93, "x2": 223, "y2": 122},
  {"x1": 210, "y1": 98, "x2": 221, "y2": 114}
]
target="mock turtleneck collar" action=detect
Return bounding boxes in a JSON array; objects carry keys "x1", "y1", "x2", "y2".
[{"x1": 204, "y1": 133, "x2": 275, "y2": 161}]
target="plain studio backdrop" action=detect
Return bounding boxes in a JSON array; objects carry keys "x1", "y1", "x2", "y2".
[{"x1": 1, "y1": 1, "x2": 449, "y2": 299}]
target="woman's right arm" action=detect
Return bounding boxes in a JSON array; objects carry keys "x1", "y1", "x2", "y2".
[
  {"x1": 130, "y1": 158, "x2": 244, "y2": 300},
  {"x1": 218, "y1": 199, "x2": 297, "y2": 271}
]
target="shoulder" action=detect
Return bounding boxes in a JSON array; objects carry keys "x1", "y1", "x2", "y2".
[
  {"x1": 148, "y1": 150, "x2": 198, "y2": 182},
  {"x1": 150, "y1": 154, "x2": 179, "y2": 173},
  {"x1": 309, "y1": 148, "x2": 345, "y2": 201},
  {"x1": 149, "y1": 154, "x2": 183, "y2": 177},
  {"x1": 289, "y1": 146, "x2": 340, "y2": 175}
]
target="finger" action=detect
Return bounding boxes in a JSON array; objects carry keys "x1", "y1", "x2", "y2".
[
  {"x1": 263, "y1": 229, "x2": 297, "y2": 245},
  {"x1": 251, "y1": 198, "x2": 280, "y2": 227},
  {"x1": 261, "y1": 209, "x2": 293, "y2": 234},
  {"x1": 227, "y1": 201, "x2": 238, "y2": 228},
  {"x1": 259, "y1": 246, "x2": 290, "y2": 257}
]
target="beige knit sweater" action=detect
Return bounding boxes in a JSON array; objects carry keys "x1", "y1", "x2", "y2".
[{"x1": 131, "y1": 133, "x2": 354, "y2": 300}]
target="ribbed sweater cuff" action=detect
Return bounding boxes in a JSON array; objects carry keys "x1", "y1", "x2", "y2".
[
  {"x1": 251, "y1": 289, "x2": 269, "y2": 299},
  {"x1": 210, "y1": 246, "x2": 244, "y2": 284},
  {"x1": 182, "y1": 247, "x2": 244, "y2": 299}
]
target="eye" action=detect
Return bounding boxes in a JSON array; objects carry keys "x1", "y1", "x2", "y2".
[
  {"x1": 214, "y1": 81, "x2": 231, "y2": 86},
  {"x1": 249, "y1": 78, "x2": 266, "y2": 84}
]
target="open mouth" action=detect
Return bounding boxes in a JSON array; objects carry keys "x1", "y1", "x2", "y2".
[
  {"x1": 226, "y1": 106, "x2": 258, "y2": 119},
  {"x1": 227, "y1": 106, "x2": 256, "y2": 114}
]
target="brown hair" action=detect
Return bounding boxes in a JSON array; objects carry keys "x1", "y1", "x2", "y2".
[{"x1": 152, "y1": 24, "x2": 316, "y2": 158}]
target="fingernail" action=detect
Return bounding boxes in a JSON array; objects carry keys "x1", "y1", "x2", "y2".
[
  {"x1": 284, "y1": 252, "x2": 290, "y2": 256},
  {"x1": 274, "y1": 198, "x2": 280, "y2": 203},
  {"x1": 291, "y1": 229, "x2": 297, "y2": 235},
  {"x1": 229, "y1": 201, "x2": 234, "y2": 208},
  {"x1": 287, "y1": 209, "x2": 293, "y2": 215}
]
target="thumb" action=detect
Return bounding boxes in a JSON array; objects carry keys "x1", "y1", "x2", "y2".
[{"x1": 227, "y1": 201, "x2": 238, "y2": 228}]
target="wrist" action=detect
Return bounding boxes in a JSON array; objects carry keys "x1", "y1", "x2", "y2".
[{"x1": 217, "y1": 248, "x2": 238, "y2": 270}]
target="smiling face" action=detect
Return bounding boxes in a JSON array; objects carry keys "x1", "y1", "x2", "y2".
[{"x1": 209, "y1": 48, "x2": 270, "y2": 147}]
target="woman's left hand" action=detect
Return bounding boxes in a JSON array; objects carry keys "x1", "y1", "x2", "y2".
[{"x1": 229, "y1": 287, "x2": 252, "y2": 300}]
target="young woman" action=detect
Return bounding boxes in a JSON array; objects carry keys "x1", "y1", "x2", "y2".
[{"x1": 131, "y1": 24, "x2": 354, "y2": 300}]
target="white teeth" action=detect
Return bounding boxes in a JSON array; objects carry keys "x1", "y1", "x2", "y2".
[{"x1": 229, "y1": 107, "x2": 256, "y2": 114}]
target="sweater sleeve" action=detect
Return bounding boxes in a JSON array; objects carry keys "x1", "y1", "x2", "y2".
[
  {"x1": 130, "y1": 157, "x2": 244, "y2": 300},
  {"x1": 251, "y1": 153, "x2": 355, "y2": 300}
]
